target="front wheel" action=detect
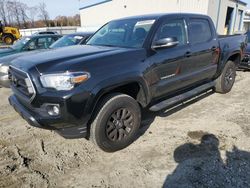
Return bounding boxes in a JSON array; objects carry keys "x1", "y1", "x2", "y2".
[
  {"x1": 214, "y1": 60, "x2": 236, "y2": 94},
  {"x1": 90, "y1": 93, "x2": 141, "y2": 152},
  {"x1": 3, "y1": 34, "x2": 15, "y2": 45}
]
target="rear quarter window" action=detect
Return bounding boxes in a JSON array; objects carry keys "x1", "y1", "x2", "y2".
[{"x1": 189, "y1": 19, "x2": 212, "y2": 44}]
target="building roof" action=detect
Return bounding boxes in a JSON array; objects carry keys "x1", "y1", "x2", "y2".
[
  {"x1": 79, "y1": 0, "x2": 112, "y2": 10},
  {"x1": 233, "y1": 0, "x2": 247, "y2": 6}
]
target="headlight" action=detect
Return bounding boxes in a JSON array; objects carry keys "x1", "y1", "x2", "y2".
[
  {"x1": 0, "y1": 65, "x2": 9, "y2": 74},
  {"x1": 40, "y1": 72, "x2": 90, "y2": 91}
]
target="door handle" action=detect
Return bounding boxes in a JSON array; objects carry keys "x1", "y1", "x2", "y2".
[{"x1": 185, "y1": 51, "x2": 192, "y2": 57}]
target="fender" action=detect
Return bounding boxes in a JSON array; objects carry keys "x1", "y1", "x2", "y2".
[{"x1": 84, "y1": 71, "x2": 151, "y2": 119}]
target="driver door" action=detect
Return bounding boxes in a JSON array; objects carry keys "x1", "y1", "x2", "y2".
[{"x1": 148, "y1": 18, "x2": 191, "y2": 99}]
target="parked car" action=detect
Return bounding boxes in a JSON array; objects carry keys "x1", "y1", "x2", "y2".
[
  {"x1": 0, "y1": 34, "x2": 61, "y2": 58},
  {"x1": 50, "y1": 32, "x2": 93, "y2": 48},
  {"x1": 32, "y1": 31, "x2": 59, "y2": 35},
  {"x1": 9, "y1": 13, "x2": 247, "y2": 152},
  {"x1": 0, "y1": 32, "x2": 93, "y2": 87},
  {"x1": 239, "y1": 30, "x2": 250, "y2": 70}
]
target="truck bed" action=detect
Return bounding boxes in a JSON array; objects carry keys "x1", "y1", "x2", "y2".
[{"x1": 218, "y1": 34, "x2": 247, "y2": 63}]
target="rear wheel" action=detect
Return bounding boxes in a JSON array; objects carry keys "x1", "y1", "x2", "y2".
[
  {"x1": 90, "y1": 93, "x2": 141, "y2": 152},
  {"x1": 3, "y1": 34, "x2": 15, "y2": 45},
  {"x1": 214, "y1": 60, "x2": 236, "y2": 94}
]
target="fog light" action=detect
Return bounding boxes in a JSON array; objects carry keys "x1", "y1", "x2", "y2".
[{"x1": 47, "y1": 105, "x2": 60, "y2": 116}]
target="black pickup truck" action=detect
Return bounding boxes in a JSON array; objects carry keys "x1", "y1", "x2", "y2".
[{"x1": 8, "y1": 13, "x2": 247, "y2": 152}]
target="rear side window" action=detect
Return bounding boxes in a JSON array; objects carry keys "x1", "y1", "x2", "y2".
[{"x1": 189, "y1": 19, "x2": 212, "y2": 44}]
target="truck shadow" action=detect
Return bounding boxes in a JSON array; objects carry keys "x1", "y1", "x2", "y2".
[
  {"x1": 137, "y1": 91, "x2": 214, "y2": 139},
  {"x1": 163, "y1": 134, "x2": 250, "y2": 188}
]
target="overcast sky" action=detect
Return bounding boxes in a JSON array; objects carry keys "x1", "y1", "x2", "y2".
[
  {"x1": 20, "y1": 0, "x2": 250, "y2": 19},
  {"x1": 246, "y1": 0, "x2": 250, "y2": 8}
]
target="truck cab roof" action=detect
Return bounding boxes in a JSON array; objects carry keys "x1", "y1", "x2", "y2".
[{"x1": 114, "y1": 13, "x2": 209, "y2": 21}]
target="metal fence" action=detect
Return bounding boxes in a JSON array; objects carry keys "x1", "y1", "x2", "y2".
[
  {"x1": 20, "y1": 26, "x2": 79, "y2": 36},
  {"x1": 19, "y1": 26, "x2": 100, "y2": 37}
]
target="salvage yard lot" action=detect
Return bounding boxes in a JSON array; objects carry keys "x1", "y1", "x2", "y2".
[{"x1": 0, "y1": 71, "x2": 250, "y2": 187}]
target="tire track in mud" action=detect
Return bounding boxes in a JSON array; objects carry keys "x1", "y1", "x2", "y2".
[{"x1": 0, "y1": 144, "x2": 50, "y2": 187}]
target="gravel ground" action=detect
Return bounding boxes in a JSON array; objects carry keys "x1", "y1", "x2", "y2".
[{"x1": 0, "y1": 71, "x2": 250, "y2": 188}]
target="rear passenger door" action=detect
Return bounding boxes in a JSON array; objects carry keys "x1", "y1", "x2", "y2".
[{"x1": 182, "y1": 18, "x2": 219, "y2": 84}]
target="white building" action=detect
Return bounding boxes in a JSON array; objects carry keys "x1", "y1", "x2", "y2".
[
  {"x1": 79, "y1": 0, "x2": 247, "y2": 34},
  {"x1": 243, "y1": 9, "x2": 250, "y2": 31}
]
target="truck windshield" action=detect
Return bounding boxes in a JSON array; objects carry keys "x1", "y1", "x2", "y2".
[{"x1": 87, "y1": 19, "x2": 155, "y2": 48}]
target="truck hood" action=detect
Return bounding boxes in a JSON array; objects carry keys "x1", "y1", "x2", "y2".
[{"x1": 11, "y1": 45, "x2": 145, "y2": 73}]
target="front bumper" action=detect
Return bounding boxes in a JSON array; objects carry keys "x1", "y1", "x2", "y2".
[
  {"x1": 0, "y1": 72, "x2": 10, "y2": 88},
  {"x1": 9, "y1": 95, "x2": 88, "y2": 139}
]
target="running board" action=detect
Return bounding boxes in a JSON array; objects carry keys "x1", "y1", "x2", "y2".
[{"x1": 149, "y1": 81, "x2": 215, "y2": 112}]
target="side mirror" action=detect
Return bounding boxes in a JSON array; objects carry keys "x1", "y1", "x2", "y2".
[{"x1": 152, "y1": 37, "x2": 179, "y2": 49}]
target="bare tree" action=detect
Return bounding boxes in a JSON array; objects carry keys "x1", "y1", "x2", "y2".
[
  {"x1": 38, "y1": 2, "x2": 49, "y2": 27},
  {"x1": 0, "y1": 1, "x2": 80, "y2": 28},
  {"x1": 28, "y1": 6, "x2": 38, "y2": 27},
  {"x1": 6, "y1": 1, "x2": 14, "y2": 26},
  {"x1": 19, "y1": 2, "x2": 29, "y2": 28},
  {"x1": 73, "y1": 14, "x2": 80, "y2": 26},
  {"x1": 0, "y1": 0, "x2": 8, "y2": 25},
  {"x1": 7, "y1": 0, "x2": 21, "y2": 27}
]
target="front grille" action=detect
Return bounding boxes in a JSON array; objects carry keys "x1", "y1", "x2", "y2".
[{"x1": 9, "y1": 66, "x2": 36, "y2": 102}]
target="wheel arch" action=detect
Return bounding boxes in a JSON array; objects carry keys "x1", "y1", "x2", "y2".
[
  {"x1": 93, "y1": 81, "x2": 149, "y2": 108},
  {"x1": 215, "y1": 51, "x2": 241, "y2": 78},
  {"x1": 227, "y1": 52, "x2": 241, "y2": 66},
  {"x1": 86, "y1": 79, "x2": 150, "y2": 127}
]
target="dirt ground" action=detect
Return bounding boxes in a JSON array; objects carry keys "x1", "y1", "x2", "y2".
[{"x1": 0, "y1": 71, "x2": 250, "y2": 188}]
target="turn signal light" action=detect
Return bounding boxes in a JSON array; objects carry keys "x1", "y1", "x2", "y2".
[{"x1": 71, "y1": 74, "x2": 89, "y2": 84}]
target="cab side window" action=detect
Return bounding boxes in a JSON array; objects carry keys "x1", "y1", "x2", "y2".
[
  {"x1": 189, "y1": 19, "x2": 212, "y2": 44},
  {"x1": 154, "y1": 19, "x2": 187, "y2": 46}
]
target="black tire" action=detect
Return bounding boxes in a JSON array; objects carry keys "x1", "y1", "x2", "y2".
[
  {"x1": 90, "y1": 93, "x2": 141, "y2": 152},
  {"x1": 214, "y1": 60, "x2": 236, "y2": 94},
  {"x1": 3, "y1": 34, "x2": 14, "y2": 45}
]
